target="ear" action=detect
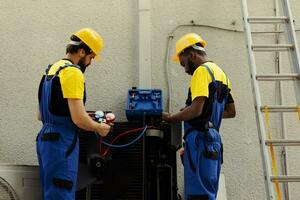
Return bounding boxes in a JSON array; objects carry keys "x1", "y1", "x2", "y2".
[
  {"x1": 79, "y1": 49, "x2": 86, "y2": 57},
  {"x1": 189, "y1": 51, "x2": 197, "y2": 60}
]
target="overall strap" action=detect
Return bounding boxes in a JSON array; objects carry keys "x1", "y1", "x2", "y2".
[
  {"x1": 45, "y1": 64, "x2": 52, "y2": 76},
  {"x1": 201, "y1": 64, "x2": 216, "y2": 83},
  {"x1": 202, "y1": 63, "x2": 230, "y2": 88},
  {"x1": 53, "y1": 63, "x2": 81, "y2": 78},
  {"x1": 44, "y1": 63, "x2": 81, "y2": 79}
]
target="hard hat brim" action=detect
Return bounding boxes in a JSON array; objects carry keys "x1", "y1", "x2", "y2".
[
  {"x1": 171, "y1": 55, "x2": 180, "y2": 62},
  {"x1": 94, "y1": 55, "x2": 101, "y2": 62}
]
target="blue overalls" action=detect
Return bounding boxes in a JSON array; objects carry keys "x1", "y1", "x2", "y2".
[
  {"x1": 36, "y1": 64, "x2": 81, "y2": 200},
  {"x1": 183, "y1": 65, "x2": 229, "y2": 200}
]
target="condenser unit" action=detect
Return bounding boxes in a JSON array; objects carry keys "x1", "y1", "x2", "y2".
[{"x1": 0, "y1": 164, "x2": 42, "y2": 200}]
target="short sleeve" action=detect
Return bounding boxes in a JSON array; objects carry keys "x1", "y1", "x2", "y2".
[
  {"x1": 190, "y1": 67, "x2": 212, "y2": 101},
  {"x1": 60, "y1": 67, "x2": 84, "y2": 99}
]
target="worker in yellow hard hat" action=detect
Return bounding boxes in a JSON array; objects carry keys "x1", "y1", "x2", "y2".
[
  {"x1": 162, "y1": 33, "x2": 236, "y2": 200},
  {"x1": 36, "y1": 28, "x2": 111, "y2": 200}
]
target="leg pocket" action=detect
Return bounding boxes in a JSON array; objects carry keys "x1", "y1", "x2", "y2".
[
  {"x1": 198, "y1": 143, "x2": 221, "y2": 194},
  {"x1": 53, "y1": 178, "x2": 73, "y2": 190}
]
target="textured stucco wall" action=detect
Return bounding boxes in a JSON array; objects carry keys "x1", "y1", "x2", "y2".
[{"x1": 0, "y1": 0, "x2": 300, "y2": 199}]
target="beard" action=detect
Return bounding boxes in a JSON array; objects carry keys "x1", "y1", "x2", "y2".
[
  {"x1": 78, "y1": 57, "x2": 89, "y2": 73},
  {"x1": 186, "y1": 59, "x2": 197, "y2": 75}
]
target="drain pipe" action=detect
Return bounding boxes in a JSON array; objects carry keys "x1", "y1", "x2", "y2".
[{"x1": 138, "y1": 0, "x2": 151, "y2": 88}]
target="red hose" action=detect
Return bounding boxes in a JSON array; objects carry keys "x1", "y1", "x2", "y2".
[{"x1": 101, "y1": 126, "x2": 154, "y2": 156}]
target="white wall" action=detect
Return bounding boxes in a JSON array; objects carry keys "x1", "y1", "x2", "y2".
[{"x1": 0, "y1": 0, "x2": 300, "y2": 199}]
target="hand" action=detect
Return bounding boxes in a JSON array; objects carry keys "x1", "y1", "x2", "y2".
[
  {"x1": 95, "y1": 123, "x2": 111, "y2": 137},
  {"x1": 179, "y1": 147, "x2": 184, "y2": 156},
  {"x1": 179, "y1": 147, "x2": 184, "y2": 165},
  {"x1": 162, "y1": 112, "x2": 172, "y2": 122}
]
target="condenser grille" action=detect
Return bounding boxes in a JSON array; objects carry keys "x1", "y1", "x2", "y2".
[
  {"x1": 76, "y1": 122, "x2": 144, "y2": 200},
  {"x1": 0, "y1": 177, "x2": 19, "y2": 200}
]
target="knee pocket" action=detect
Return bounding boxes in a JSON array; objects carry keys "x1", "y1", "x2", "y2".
[
  {"x1": 40, "y1": 145, "x2": 77, "y2": 184},
  {"x1": 199, "y1": 143, "x2": 221, "y2": 192},
  {"x1": 53, "y1": 178, "x2": 73, "y2": 191}
]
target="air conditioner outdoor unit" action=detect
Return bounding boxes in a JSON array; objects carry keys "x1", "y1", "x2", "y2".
[{"x1": 0, "y1": 164, "x2": 42, "y2": 200}]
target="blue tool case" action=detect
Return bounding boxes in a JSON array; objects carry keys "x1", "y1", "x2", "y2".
[{"x1": 126, "y1": 88, "x2": 162, "y2": 121}]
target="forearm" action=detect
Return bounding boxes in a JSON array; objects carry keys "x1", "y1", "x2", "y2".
[
  {"x1": 68, "y1": 98, "x2": 102, "y2": 132},
  {"x1": 72, "y1": 109, "x2": 112, "y2": 137},
  {"x1": 164, "y1": 97, "x2": 205, "y2": 122},
  {"x1": 74, "y1": 112, "x2": 100, "y2": 131},
  {"x1": 169, "y1": 106, "x2": 200, "y2": 122}
]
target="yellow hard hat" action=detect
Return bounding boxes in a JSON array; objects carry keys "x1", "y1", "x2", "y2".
[
  {"x1": 172, "y1": 33, "x2": 206, "y2": 62},
  {"x1": 74, "y1": 28, "x2": 104, "y2": 61}
]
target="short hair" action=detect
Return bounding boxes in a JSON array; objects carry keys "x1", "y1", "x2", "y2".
[
  {"x1": 180, "y1": 43, "x2": 207, "y2": 57},
  {"x1": 66, "y1": 35, "x2": 92, "y2": 54}
]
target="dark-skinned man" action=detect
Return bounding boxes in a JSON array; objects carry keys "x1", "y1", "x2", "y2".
[
  {"x1": 162, "y1": 33, "x2": 236, "y2": 200},
  {"x1": 36, "y1": 28, "x2": 111, "y2": 200}
]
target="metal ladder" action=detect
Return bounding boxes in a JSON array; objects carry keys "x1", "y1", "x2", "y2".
[{"x1": 241, "y1": 0, "x2": 300, "y2": 199}]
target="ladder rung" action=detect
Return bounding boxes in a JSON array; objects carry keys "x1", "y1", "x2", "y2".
[
  {"x1": 256, "y1": 74, "x2": 300, "y2": 81},
  {"x1": 260, "y1": 105, "x2": 299, "y2": 112},
  {"x1": 252, "y1": 31, "x2": 283, "y2": 34},
  {"x1": 265, "y1": 139, "x2": 300, "y2": 146},
  {"x1": 252, "y1": 44, "x2": 294, "y2": 51},
  {"x1": 270, "y1": 175, "x2": 300, "y2": 182},
  {"x1": 248, "y1": 16, "x2": 288, "y2": 24}
]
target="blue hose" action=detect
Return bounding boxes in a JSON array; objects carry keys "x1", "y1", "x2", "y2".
[{"x1": 97, "y1": 125, "x2": 148, "y2": 148}]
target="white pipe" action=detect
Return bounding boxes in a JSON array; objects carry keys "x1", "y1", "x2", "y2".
[{"x1": 138, "y1": 0, "x2": 151, "y2": 88}]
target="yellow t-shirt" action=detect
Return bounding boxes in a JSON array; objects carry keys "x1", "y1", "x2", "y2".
[
  {"x1": 48, "y1": 59, "x2": 85, "y2": 99},
  {"x1": 190, "y1": 61, "x2": 233, "y2": 102}
]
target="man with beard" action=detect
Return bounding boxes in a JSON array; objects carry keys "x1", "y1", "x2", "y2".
[
  {"x1": 36, "y1": 28, "x2": 111, "y2": 199},
  {"x1": 162, "y1": 33, "x2": 236, "y2": 200}
]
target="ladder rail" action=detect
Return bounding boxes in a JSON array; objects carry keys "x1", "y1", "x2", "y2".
[
  {"x1": 241, "y1": 0, "x2": 276, "y2": 198},
  {"x1": 274, "y1": 2, "x2": 290, "y2": 194},
  {"x1": 282, "y1": 0, "x2": 300, "y2": 103}
]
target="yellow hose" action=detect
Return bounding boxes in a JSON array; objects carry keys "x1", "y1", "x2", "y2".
[{"x1": 264, "y1": 105, "x2": 282, "y2": 200}]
